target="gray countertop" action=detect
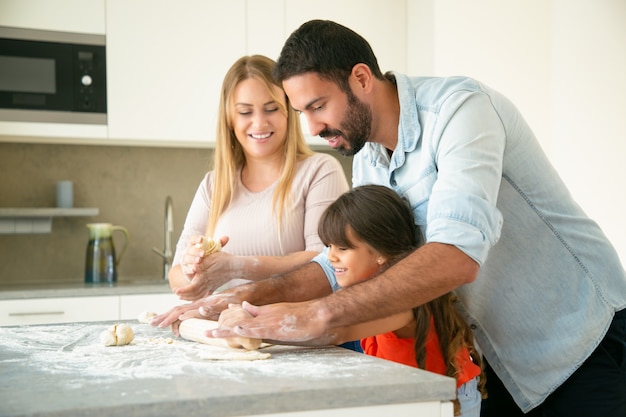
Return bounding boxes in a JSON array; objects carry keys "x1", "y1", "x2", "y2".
[
  {"x1": 0, "y1": 279, "x2": 172, "y2": 300},
  {"x1": 0, "y1": 320, "x2": 455, "y2": 417}
]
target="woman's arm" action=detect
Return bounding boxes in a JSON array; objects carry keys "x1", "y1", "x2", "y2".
[
  {"x1": 300, "y1": 154, "x2": 350, "y2": 251},
  {"x1": 172, "y1": 248, "x2": 322, "y2": 300}
]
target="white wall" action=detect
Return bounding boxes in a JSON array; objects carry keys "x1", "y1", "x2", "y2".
[{"x1": 407, "y1": 0, "x2": 626, "y2": 264}]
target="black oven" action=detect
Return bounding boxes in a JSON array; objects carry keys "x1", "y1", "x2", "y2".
[{"x1": 0, "y1": 27, "x2": 106, "y2": 124}]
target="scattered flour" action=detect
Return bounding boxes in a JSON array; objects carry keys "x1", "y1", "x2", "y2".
[{"x1": 0, "y1": 322, "x2": 378, "y2": 388}]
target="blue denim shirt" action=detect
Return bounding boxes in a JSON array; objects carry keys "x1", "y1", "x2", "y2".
[{"x1": 313, "y1": 72, "x2": 626, "y2": 412}]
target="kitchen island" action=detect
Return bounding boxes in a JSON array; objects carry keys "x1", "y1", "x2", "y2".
[{"x1": 0, "y1": 320, "x2": 455, "y2": 417}]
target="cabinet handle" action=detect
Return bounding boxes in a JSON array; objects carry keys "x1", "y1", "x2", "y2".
[{"x1": 8, "y1": 311, "x2": 65, "y2": 317}]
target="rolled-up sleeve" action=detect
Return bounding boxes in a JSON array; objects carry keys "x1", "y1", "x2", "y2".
[
  {"x1": 425, "y1": 90, "x2": 505, "y2": 264},
  {"x1": 311, "y1": 247, "x2": 341, "y2": 292}
]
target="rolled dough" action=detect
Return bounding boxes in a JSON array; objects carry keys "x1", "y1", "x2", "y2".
[{"x1": 178, "y1": 318, "x2": 262, "y2": 351}]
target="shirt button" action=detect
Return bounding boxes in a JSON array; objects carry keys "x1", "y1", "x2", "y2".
[
  {"x1": 470, "y1": 324, "x2": 477, "y2": 330},
  {"x1": 390, "y1": 179, "x2": 397, "y2": 186}
]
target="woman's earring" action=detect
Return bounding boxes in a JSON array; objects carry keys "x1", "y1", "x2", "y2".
[{"x1": 377, "y1": 258, "x2": 383, "y2": 265}]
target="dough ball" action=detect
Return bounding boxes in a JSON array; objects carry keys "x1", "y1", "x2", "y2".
[
  {"x1": 99, "y1": 328, "x2": 117, "y2": 346},
  {"x1": 195, "y1": 236, "x2": 221, "y2": 256},
  {"x1": 100, "y1": 323, "x2": 134, "y2": 346},
  {"x1": 137, "y1": 311, "x2": 157, "y2": 324}
]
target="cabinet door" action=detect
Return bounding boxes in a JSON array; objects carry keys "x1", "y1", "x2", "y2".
[
  {"x1": 119, "y1": 293, "x2": 182, "y2": 320},
  {"x1": 0, "y1": 0, "x2": 108, "y2": 142},
  {"x1": 0, "y1": 0, "x2": 105, "y2": 34},
  {"x1": 0, "y1": 296, "x2": 119, "y2": 326},
  {"x1": 247, "y1": 0, "x2": 408, "y2": 147},
  {"x1": 106, "y1": 0, "x2": 247, "y2": 146}
]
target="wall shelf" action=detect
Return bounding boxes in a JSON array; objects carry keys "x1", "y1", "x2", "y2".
[{"x1": 0, "y1": 208, "x2": 99, "y2": 234}]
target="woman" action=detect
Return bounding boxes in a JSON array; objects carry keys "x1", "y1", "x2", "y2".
[{"x1": 169, "y1": 55, "x2": 349, "y2": 301}]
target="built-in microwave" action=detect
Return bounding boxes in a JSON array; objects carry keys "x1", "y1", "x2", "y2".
[{"x1": 0, "y1": 27, "x2": 106, "y2": 124}]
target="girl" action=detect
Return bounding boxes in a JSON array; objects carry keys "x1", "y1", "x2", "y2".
[{"x1": 317, "y1": 184, "x2": 487, "y2": 416}]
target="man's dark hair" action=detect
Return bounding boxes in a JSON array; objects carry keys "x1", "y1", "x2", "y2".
[{"x1": 273, "y1": 20, "x2": 385, "y2": 93}]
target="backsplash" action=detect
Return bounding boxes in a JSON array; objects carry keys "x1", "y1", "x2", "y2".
[{"x1": 0, "y1": 142, "x2": 352, "y2": 286}]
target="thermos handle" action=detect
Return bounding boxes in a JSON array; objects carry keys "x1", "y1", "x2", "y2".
[{"x1": 111, "y1": 226, "x2": 129, "y2": 266}]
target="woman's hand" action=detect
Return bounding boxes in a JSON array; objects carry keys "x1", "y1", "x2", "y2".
[
  {"x1": 150, "y1": 287, "x2": 258, "y2": 337},
  {"x1": 149, "y1": 298, "x2": 208, "y2": 335},
  {"x1": 173, "y1": 236, "x2": 240, "y2": 300}
]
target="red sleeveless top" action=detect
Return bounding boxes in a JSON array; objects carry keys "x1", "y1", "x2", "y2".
[{"x1": 361, "y1": 316, "x2": 481, "y2": 388}]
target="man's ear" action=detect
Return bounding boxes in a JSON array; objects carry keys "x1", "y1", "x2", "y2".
[{"x1": 351, "y1": 63, "x2": 374, "y2": 93}]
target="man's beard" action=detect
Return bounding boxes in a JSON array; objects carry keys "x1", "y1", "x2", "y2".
[{"x1": 319, "y1": 90, "x2": 372, "y2": 157}]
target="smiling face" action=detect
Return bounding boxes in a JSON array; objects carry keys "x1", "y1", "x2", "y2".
[
  {"x1": 283, "y1": 72, "x2": 372, "y2": 156},
  {"x1": 231, "y1": 77, "x2": 288, "y2": 160},
  {"x1": 327, "y1": 226, "x2": 386, "y2": 288}
]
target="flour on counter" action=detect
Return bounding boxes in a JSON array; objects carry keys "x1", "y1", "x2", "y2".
[
  {"x1": 0, "y1": 322, "x2": 376, "y2": 388},
  {"x1": 1, "y1": 323, "x2": 262, "y2": 381}
]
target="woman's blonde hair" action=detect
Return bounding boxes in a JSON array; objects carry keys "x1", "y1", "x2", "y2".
[{"x1": 206, "y1": 55, "x2": 313, "y2": 237}]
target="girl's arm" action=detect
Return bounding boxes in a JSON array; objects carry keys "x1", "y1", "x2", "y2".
[{"x1": 329, "y1": 311, "x2": 415, "y2": 345}]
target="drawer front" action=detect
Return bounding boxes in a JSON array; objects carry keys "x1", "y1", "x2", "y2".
[
  {"x1": 119, "y1": 293, "x2": 181, "y2": 320},
  {"x1": 0, "y1": 296, "x2": 119, "y2": 326}
]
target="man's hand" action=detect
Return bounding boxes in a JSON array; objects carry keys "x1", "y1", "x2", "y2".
[{"x1": 212, "y1": 300, "x2": 333, "y2": 345}]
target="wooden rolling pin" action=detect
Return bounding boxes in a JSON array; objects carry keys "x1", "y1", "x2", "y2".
[{"x1": 178, "y1": 318, "x2": 262, "y2": 351}]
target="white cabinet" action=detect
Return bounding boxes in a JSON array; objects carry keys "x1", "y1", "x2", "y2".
[
  {"x1": 246, "y1": 0, "x2": 408, "y2": 147},
  {"x1": 246, "y1": 0, "x2": 407, "y2": 72},
  {"x1": 106, "y1": 0, "x2": 247, "y2": 147},
  {"x1": 0, "y1": 292, "x2": 181, "y2": 326},
  {"x1": 0, "y1": 0, "x2": 105, "y2": 34},
  {"x1": 0, "y1": 296, "x2": 119, "y2": 326},
  {"x1": 1, "y1": 0, "x2": 408, "y2": 147},
  {"x1": 119, "y1": 292, "x2": 181, "y2": 320},
  {"x1": 0, "y1": 0, "x2": 108, "y2": 142}
]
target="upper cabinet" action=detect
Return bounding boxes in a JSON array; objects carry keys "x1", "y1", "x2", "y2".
[
  {"x1": 0, "y1": 0, "x2": 407, "y2": 147},
  {"x1": 246, "y1": 0, "x2": 408, "y2": 147},
  {"x1": 106, "y1": 0, "x2": 246, "y2": 147},
  {"x1": 0, "y1": 0, "x2": 108, "y2": 141},
  {"x1": 0, "y1": 0, "x2": 105, "y2": 34}
]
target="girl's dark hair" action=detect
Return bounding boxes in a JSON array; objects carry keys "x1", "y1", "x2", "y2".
[
  {"x1": 273, "y1": 20, "x2": 385, "y2": 94},
  {"x1": 414, "y1": 294, "x2": 488, "y2": 415},
  {"x1": 318, "y1": 184, "x2": 420, "y2": 262},
  {"x1": 319, "y1": 184, "x2": 487, "y2": 415}
]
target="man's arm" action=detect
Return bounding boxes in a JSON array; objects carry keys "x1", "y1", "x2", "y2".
[
  {"x1": 324, "y1": 242, "x2": 478, "y2": 327},
  {"x1": 152, "y1": 260, "x2": 332, "y2": 328},
  {"x1": 202, "y1": 261, "x2": 333, "y2": 318},
  {"x1": 212, "y1": 243, "x2": 478, "y2": 342}
]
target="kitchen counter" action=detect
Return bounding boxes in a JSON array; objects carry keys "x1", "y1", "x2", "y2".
[
  {"x1": 0, "y1": 279, "x2": 172, "y2": 300},
  {"x1": 0, "y1": 320, "x2": 456, "y2": 417}
]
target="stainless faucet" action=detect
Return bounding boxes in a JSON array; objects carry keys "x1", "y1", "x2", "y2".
[{"x1": 152, "y1": 196, "x2": 174, "y2": 280}]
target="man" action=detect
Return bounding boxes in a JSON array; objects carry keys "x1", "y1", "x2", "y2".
[{"x1": 155, "y1": 20, "x2": 626, "y2": 416}]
